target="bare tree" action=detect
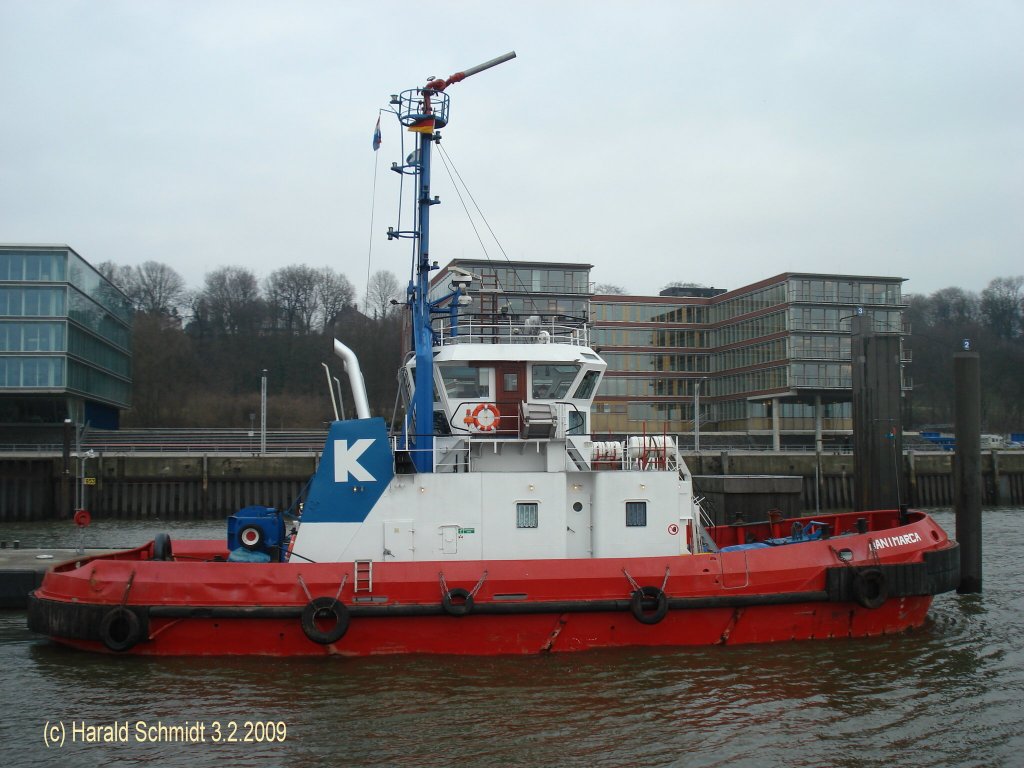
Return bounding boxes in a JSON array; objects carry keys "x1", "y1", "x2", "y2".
[
  {"x1": 198, "y1": 266, "x2": 264, "y2": 335},
  {"x1": 929, "y1": 287, "x2": 980, "y2": 325},
  {"x1": 134, "y1": 261, "x2": 187, "y2": 316},
  {"x1": 980, "y1": 276, "x2": 1023, "y2": 340},
  {"x1": 265, "y1": 265, "x2": 320, "y2": 333},
  {"x1": 595, "y1": 283, "x2": 628, "y2": 295},
  {"x1": 316, "y1": 267, "x2": 356, "y2": 331},
  {"x1": 94, "y1": 260, "x2": 186, "y2": 317},
  {"x1": 366, "y1": 270, "x2": 402, "y2": 319}
]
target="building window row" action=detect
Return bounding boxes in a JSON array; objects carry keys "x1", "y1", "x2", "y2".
[
  {"x1": 0, "y1": 250, "x2": 68, "y2": 282},
  {"x1": 711, "y1": 365, "x2": 789, "y2": 397},
  {"x1": 626, "y1": 401, "x2": 693, "y2": 424},
  {"x1": 467, "y1": 296, "x2": 589, "y2": 318},
  {"x1": 0, "y1": 355, "x2": 64, "y2": 387},
  {"x1": 591, "y1": 303, "x2": 709, "y2": 324},
  {"x1": 592, "y1": 328, "x2": 707, "y2": 348},
  {"x1": 598, "y1": 376, "x2": 703, "y2": 398},
  {"x1": 790, "y1": 333, "x2": 852, "y2": 361},
  {"x1": 708, "y1": 283, "x2": 787, "y2": 323},
  {"x1": 67, "y1": 290, "x2": 131, "y2": 350},
  {"x1": 67, "y1": 254, "x2": 134, "y2": 323},
  {"x1": 0, "y1": 321, "x2": 66, "y2": 352},
  {"x1": 790, "y1": 362, "x2": 852, "y2": 389},
  {"x1": 712, "y1": 337, "x2": 788, "y2": 373},
  {"x1": 788, "y1": 278, "x2": 901, "y2": 306},
  {"x1": 710, "y1": 311, "x2": 787, "y2": 347},
  {"x1": 789, "y1": 307, "x2": 904, "y2": 334},
  {"x1": 475, "y1": 266, "x2": 591, "y2": 296},
  {"x1": 0, "y1": 286, "x2": 67, "y2": 317},
  {"x1": 67, "y1": 326, "x2": 131, "y2": 378},
  {"x1": 66, "y1": 359, "x2": 131, "y2": 405},
  {"x1": 602, "y1": 352, "x2": 710, "y2": 373}
]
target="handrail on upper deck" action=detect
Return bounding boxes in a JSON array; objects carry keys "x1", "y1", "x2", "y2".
[{"x1": 433, "y1": 313, "x2": 590, "y2": 347}]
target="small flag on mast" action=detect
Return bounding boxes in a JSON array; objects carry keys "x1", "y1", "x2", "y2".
[
  {"x1": 372, "y1": 116, "x2": 382, "y2": 151},
  {"x1": 406, "y1": 117, "x2": 435, "y2": 134}
]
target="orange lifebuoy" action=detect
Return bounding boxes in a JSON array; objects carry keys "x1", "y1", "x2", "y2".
[
  {"x1": 463, "y1": 403, "x2": 501, "y2": 431},
  {"x1": 73, "y1": 509, "x2": 91, "y2": 527}
]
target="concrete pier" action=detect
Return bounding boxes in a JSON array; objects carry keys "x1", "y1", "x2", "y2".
[{"x1": 0, "y1": 548, "x2": 121, "y2": 608}]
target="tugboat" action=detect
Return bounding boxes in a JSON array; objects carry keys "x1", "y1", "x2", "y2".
[{"x1": 28, "y1": 54, "x2": 959, "y2": 656}]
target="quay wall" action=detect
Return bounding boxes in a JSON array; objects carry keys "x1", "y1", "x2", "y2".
[
  {"x1": 0, "y1": 454, "x2": 316, "y2": 522},
  {"x1": 1, "y1": 451, "x2": 1023, "y2": 521},
  {"x1": 685, "y1": 450, "x2": 1024, "y2": 512}
]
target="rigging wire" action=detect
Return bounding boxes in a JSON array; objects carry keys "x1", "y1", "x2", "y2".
[
  {"x1": 436, "y1": 143, "x2": 543, "y2": 316},
  {"x1": 399, "y1": 125, "x2": 416, "y2": 293},
  {"x1": 364, "y1": 110, "x2": 384, "y2": 315},
  {"x1": 435, "y1": 147, "x2": 492, "y2": 261}
]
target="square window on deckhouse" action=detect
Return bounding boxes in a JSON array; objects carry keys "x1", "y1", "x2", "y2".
[
  {"x1": 517, "y1": 503, "x2": 539, "y2": 529},
  {"x1": 626, "y1": 501, "x2": 647, "y2": 527}
]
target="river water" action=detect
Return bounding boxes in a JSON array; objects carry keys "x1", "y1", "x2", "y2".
[{"x1": 1, "y1": 508, "x2": 1022, "y2": 768}]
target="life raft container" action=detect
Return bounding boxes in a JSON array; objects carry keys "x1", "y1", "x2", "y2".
[{"x1": 463, "y1": 403, "x2": 501, "y2": 432}]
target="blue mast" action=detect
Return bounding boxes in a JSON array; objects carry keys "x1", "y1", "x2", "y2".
[{"x1": 388, "y1": 52, "x2": 516, "y2": 474}]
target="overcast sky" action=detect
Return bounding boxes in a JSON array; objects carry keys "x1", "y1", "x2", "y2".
[{"x1": 2, "y1": 1, "x2": 1021, "y2": 300}]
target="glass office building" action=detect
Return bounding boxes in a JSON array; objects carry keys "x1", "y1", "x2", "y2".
[
  {"x1": 0, "y1": 245, "x2": 132, "y2": 432},
  {"x1": 429, "y1": 259, "x2": 593, "y2": 319},
  {"x1": 591, "y1": 273, "x2": 909, "y2": 440}
]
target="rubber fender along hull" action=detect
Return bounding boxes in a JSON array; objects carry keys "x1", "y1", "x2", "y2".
[{"x1": 28, "y1": 593, "x2": 937, "y2": 656}]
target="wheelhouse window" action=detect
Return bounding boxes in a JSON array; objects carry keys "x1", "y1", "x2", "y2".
[
  {"x1": 572, "y1": 369, "x2": 601, "y2": 400},
  {"x1": 516, "y1": 502, "x2": 539, "y2": 529},
  {"x1": 532, "y1": 364, "x2": 580, "y2": 399},
  {"x1": 626, "y1": 501, "x2": 647, "y2": 527},
  {"x1": 441, "y1": 365, "x2": 491, "y2": 400}
]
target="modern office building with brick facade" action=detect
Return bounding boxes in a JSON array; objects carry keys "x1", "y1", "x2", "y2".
[
  {"x1": 591, "y1": 273, "x2": 909, "y2": 445},
  {"x1": 433, "y1": 260, "x2": 909, "y2": 445}
]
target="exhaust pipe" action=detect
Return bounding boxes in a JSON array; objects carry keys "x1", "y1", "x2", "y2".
[{"x1": 333, "y1": 340, "x2": 371, "y2": 420}]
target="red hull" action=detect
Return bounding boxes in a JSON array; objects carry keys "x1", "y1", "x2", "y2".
[
  {"x1": 42, "y1": 598, "x2": 936, "y2": 656},
  {"x1": 28, "y1": 510, "x2": 958, "y2": 656}
]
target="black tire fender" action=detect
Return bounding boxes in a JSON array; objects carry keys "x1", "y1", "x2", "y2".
[
  {"x1": 630, "y1": 586, "x2": 669, "y2": 625},
  {"x1": 442, "y1": 587, "x2": 474, "y2": 617},
  {"x1": 853, "y1": 568, "x2": 888, "y2": 610},
  {"x1": 99, "y1": 606, "x2": 143, "y2": 652},
  {"x1": 301, "y1": 597, "x2": 350, "y2": 644},
  {"x1": 152, "y1": 533, "x2": 172, "y2": 561}
]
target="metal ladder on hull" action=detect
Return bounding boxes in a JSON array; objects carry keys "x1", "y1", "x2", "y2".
[{"x1": 354, "y1": 560, "x2": 373, "y2": 593}]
